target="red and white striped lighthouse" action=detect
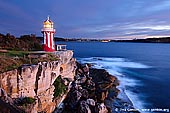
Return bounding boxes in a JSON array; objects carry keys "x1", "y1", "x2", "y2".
[{"x1": 41, "y1": 16, "x2": 56, "y2": 52}]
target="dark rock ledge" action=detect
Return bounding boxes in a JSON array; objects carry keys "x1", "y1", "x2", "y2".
[{"x1": 55, "y1": 62, "x2": 139, "y2": 113}]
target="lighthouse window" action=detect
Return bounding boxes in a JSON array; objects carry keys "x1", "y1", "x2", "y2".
[{"x1": 44, "y1": 24, "x2": 52, "y2": 28}]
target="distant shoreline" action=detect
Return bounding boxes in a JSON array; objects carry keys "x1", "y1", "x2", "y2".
[
  {"x1": 1, "y1": 33, "x2": 170, "y2": 44},
  {"x1": 37, "y1": 36, "x2": 170, "y2": 43}
]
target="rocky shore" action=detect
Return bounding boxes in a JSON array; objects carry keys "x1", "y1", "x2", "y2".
[
  {"x1": 0, "y1": 50, "x2": 138, "y2": 113},
  {"x1": 54, "y1": 62, "x2": 118, "y2": 113},
  {"x1": 55, "y1": 62, "x2": 139, "y2": 113}
]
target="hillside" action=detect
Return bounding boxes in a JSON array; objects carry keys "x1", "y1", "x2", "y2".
[{"x1": 0, "y1": 33, "x2": 42, "y2": 51}]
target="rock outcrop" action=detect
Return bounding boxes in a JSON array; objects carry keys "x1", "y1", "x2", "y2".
[
  {"x1": 61, "y1": 62, "x2": 119, "y2": 113},
  {"x1": 0, "y1": 50, "x2": 137, "y2": 113},
  {"x1": 0, "y1": 50, "x2": 76, "y2": 113}
]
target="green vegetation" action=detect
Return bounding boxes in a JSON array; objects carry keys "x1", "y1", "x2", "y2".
[
  {"x1": 7, "y1": 51, "x2": 28, "y2": 57},
  {"x1": 17, "y1": 97, "x2": 36, "y2": 106},
  {"x1": 53, "y1": 76, "x2": 67, "y2": 98},
  {"x1": 0, "y1": 56, "x2": 24, "y2": 73},
  {"x1": 22, "y1": 97, "x2": 36, "y2": 104},
  {"x1": 0, "y1": 33, "x2": 62, "y2": 73},
  {"x1": 0, "y1": 33, "x2": 42, "y2": 51},
  {"x1": 0, "y1": 51, "x2": 59, "y2": 73}
]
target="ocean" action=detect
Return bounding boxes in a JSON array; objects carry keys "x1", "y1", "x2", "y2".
[{"x1": 56, "y1": 41, "x2": 170, "y2": 112}]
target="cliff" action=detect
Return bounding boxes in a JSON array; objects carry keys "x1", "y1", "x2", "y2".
[
  {"x1": 58, "y1": 63, "x2": 120, "y2": 113},
  {"x1": 0, "y1": 50, "x2": 76, "y2": 113},
  {"x1": 0, "y1": 50, "x2": 136, "y2": 113}
]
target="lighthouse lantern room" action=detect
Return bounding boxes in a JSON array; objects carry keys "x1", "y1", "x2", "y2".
[{"x1": 41, "y1": 16, "x2": 56, "y2": 52}]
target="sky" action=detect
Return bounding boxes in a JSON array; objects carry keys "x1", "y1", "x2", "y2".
[{"x1": 0, "y1": 0, "x2": 170, "y2": 39}]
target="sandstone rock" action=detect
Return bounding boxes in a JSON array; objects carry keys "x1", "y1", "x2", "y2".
[
  {"x1": 65, "y1": 89, "x2": 82, "y2": 109},
  {"x1": 86, "y1": 99, "x2": 95, "y2": 106},
  {"x1": 60, "y1": 58, "x2": 76, "y2": 81},
  {"x1": 84, "y1": 77, "x2": 95, "y2": 90},
  {"x1": 0, "y1": 88, "x2": 13, "y2": 104},
  {"x1": 77, "y1": 68, "x2": 84, "y2": 75},
  {"x1": 0, "y1": 88, "x2": 7, "y2": 97},
  {"x1": 95, "y1": 103, "x2": 108, "y2": 113},
  {"x1": 96, "y1": 90, "x2": 108, "y2": 103},
  {"x1": 79, "y1": 74, "x2": 87, "y2": 84},
  {"x1": 62, "y1": 78, "x2": 70, "y2": 86},
  {"x1": 82, "y1": 64, "x2": 90, "y2": 75},
  {"x1": 107, "y1": 75, "x2": 116, "y2": 83},
  {"x1": 78, "y1": 100, "x2": 91, "y2": 113},
  {"x1": 55, "y1": 50, "x2": 74, "y2": 64},
  {"x1": 62, "y1": 65, "x2": 120, "y2": 113},
  {"x1": 0, "y1": 50, "x2": 76, "y2": 113},
  {"x1": 0, "y1": 69, "x2": 19, "y2": 98},
  {"x1": 74, "y1": 74, "x2": 81, "y2": 81},
  {"x1": 80, "y1": 89, "x2": 89, "y2": 99}
]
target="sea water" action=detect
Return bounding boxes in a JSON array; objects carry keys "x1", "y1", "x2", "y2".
[{"x1": 56, "y1": 41, "x2": 170, "y2": 112}]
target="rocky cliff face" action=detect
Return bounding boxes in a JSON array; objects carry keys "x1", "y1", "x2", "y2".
[
  {"x1": 61, "y1": 63, "x2": 120, "y2": 113},
  {"x1": 0, "y1": 50, "x2": 76, "y2": 113}
]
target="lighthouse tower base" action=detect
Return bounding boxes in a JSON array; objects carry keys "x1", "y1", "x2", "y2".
[{"x1": 42, "y1": 44, "x2": 55, "y2": 52}]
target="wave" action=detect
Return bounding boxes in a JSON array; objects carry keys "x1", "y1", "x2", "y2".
[
  {"x1": 78, "y1": 57, "x2": 151, "y2": 69},
  {"x1": 78, "y1": 57, "x2": 151, "y2": 113}
]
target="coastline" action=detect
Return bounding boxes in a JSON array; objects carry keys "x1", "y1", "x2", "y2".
[
  {"x1": 77, "y1": 57, "x2": 142, "y2": 113},
  {"x1": 106, "y1": 86, "x2": 139, "y2": 113},
  {"x1": 55, "y1": 62, "x2": 138, "y2": 113}
]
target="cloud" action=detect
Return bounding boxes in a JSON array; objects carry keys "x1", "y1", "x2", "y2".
[
  {"x1": 0, "y1": 0, "x2": 170, "y2": 39},
  {"x1": 63, "y1": 18, "x2": 170, "y2": 39},
  {"x1": 147, "y1": 0, "x2": 170, "y2": 12},
  {"x1": 135, "y1": 25, "x2": 170, "y2": 30}
]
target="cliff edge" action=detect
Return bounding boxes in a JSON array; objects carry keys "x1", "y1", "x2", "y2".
[{"x1": 0, "y1": 50, "x2": 76, "y2": 113}]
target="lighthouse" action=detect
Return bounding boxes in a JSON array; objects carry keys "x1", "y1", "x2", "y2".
[{"x1": 41, "y1": 16, "x2": 56, "y2": 52}]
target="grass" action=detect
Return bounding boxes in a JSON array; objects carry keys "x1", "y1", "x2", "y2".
[
  {"x1": 7, "y1": 50, "x2": 28, "y2": 57},
  {"x1": 0, "y1": 50, "x2": 60, "y2": 73}
]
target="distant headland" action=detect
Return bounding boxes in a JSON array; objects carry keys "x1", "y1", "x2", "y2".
[
  {"x1": 37, "y1": 36, "x2": 170, "y2": 43},
  {"x1": 1, "y1": 33, "x2": 170, "y2": 45}
]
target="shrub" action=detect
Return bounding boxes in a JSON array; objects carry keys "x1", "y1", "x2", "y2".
[
  {"x1": 53, "y1": 76, "x2": 66, "y2": 98},
  {"x1": 22, "y1": 97, "x2": 36, "y2": 104},
  {"x1": 16, "y1": 97, "x2": 36, "y2": 106}
]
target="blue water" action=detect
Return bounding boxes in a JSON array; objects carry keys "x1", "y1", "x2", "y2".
[{"x1": 56, "y1": 42, "x2": 170, "y2": 112}]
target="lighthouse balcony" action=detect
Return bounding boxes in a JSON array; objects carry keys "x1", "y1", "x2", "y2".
[{"x1": 41, "y1": 28, "x2": 56, "y2": 32}]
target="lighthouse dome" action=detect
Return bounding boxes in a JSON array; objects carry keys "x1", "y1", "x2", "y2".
[{"x1": 43, "y1": 16, "x2": 54, "y2": 28}]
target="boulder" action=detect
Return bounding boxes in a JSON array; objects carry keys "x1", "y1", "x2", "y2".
[
  {"x1": 96, "y1": 90, "x2": 108, "y2": 103},
  {"x1": 0, "y1": 88, "x2": 13, "y2": 104},
  {"x1": 86, "y1": 99, "x2": 95, "y2": 106},
  {"x1": 95, "y1": 103, "x2": 108, "y2": 113},
  {"x1": 82, "y1": 64, "x2": 89, "y2": 75},
  {"x1": 80, "y1": 89, "x2": 89, "y2": 99},
  {"x1": 78, "y1": 100, "x2": 91, "y2": 113},
  {"x1": 65, "y1": 89, "x2": 82, "y2": 109}
]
